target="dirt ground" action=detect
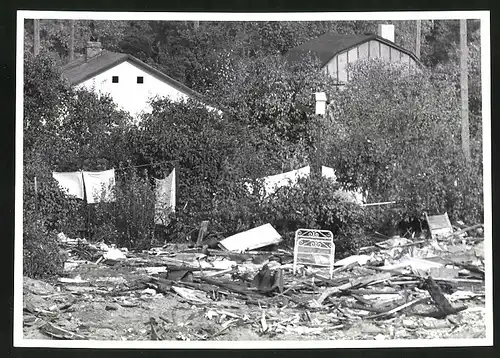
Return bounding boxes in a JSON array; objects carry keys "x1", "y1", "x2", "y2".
[{"x1": 23, "y1": 254, "x2": 487, "y2": 341}]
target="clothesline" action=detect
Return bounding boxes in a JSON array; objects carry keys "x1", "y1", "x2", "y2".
[
  {"x1": 48, "y1": 167, "x2": 176, "y2": 206},
  {"x1": 115, "y1": 159, "x2": 178, "y2": 172}
]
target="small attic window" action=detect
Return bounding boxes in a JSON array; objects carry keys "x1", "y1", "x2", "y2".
[
  {"x1": 112, "y1": 76, "x2": 119, "y2": 83},
  {"x1": 137, "y1": 76, "x2": 144, "y2": 84}
]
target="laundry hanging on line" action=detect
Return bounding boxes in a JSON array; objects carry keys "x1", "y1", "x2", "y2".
[
  {"x1": 52, "y1": 169, "x2": 116, "y2": 203},
  {"x1": 154, "y1": 168, "x2": 176, "y2": 226},
  {"x1": 82, "y1": 169, "x2": 116, "y2": 204},
  {"x1": 52, "y1": 172, "x2": 85, "y2": 200},
  {"x1": 244, "y1": 165, "x2": 365, "y2": 204}
]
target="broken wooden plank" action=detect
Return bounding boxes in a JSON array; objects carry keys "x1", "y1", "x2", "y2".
[
  {"x1": 199, "y1": 276, "x2": 263, "y2": 298},
  {"x1": 348, "y1": 288, "x2": 399, "y2": 295},
  {"x1": 316, "y1": 272, "x2": 393, "y2": 304},
  {"x1": 433, "y1": 277, "x2": 484, "y2": 284},
  {"x1": 165, "y1": 264, "x2": 226, "y2": 272},
  {"x1": 366, "y1": 265, "x2": 421, "y2": 278},
  {"x1": 332, "y1": 261, "x2": 359, "y2": 274},
  {"x1": 196, "y1": 220, "x2": 210, "y2": 246},
  {"x1": 444, "y1": 224, "x2": 483, "y2": 240},
  {"x1": 149, "y1": 276, "x2": 217, "y2": 295},
  {"x1": 348, "y1": 302, "x2": 387, "y2": 313},
  {"x1": 424, "y1": 276, "x2": 468, "y2": 317},
  {"x1": 171, "y1": 286, "x2": 209, "y2": 304},
  {"x1": 219, "y1": 224, "x2": 282, "y2": 252},
  {"x1": 425, "y1": 212, "x2": 453, "y2": 239},
  {"x1": 39, "y1": 322, "x2": 87, "y2": 340},
  {"x1": 204, "y1": 267, "x2": 238, "y2": 278},
  {"x1": 364, "y1": 297, "x2": 429, "y2": 320}
]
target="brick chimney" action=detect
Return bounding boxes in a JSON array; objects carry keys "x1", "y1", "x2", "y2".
[
  {"x1": 377, "y1": 24, "x2": 395, "y2": 43},
  {"x1": 85, "y1": 41, "x2": 102, "y2": 61}
]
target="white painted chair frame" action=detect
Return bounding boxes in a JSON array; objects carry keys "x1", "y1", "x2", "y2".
[{"x1": 293, "y1": 228, "x2": 335, "y2": 279}]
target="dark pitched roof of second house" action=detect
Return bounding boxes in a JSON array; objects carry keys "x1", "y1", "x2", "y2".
[
  {"x1": 285, "y1": 33, "x2": 421, "y2": 67},
  {"x1": 61, "y1": 50, "x2": 205, "y2": 102}
]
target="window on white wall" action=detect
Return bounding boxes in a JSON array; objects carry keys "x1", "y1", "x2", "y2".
[
  {"x1": 112, "y1": 76, "x2": 119, "y2": 83},
  {"x1": 137, "y1": 76, "x2": 144, "y2": 84}
]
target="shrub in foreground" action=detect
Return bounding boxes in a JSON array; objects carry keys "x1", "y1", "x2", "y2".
[{"x1": 23, "y1": 213, "x2": 65, "y2": 279}]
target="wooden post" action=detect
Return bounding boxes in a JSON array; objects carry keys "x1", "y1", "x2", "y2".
[
  {"x1": 69, "y1": 20, "x2": 75, "y2": 61},
  {"x1": 460, "y1": 19, "x2": 471, "y2": 164},
  {"x1": 315, "y1": 115, "x2": 322, "y2": 179},
  {"x1": 34, "y1": 176, "x2": 38, "y2": 211},
  {"x1": 173, "y1": 164, "x2": 179, "y2": 213},
  {"x1": 416, "y1": 20, "x2": 421, "y2": 59},
  {"x1": 196, "y1": 221, "x2": 209, "y2": 247},
  {"x1": 314, "y1": 92, "x2": 327, "y2": 179},
  {"x1": 81, "y1": 170, "x2": 90, "y2": 240},
  {"x1": 33, "y1": 19, "x2": 40, "y2": 55}
]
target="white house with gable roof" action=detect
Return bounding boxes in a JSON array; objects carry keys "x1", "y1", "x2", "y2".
[{"x1": 62, "y1": 41, "x2": 219, "y2": 120}]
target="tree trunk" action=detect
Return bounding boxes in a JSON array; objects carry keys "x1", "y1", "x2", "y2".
[
  {"x1": 33, "y1": 19, "x2": 40, "y2": 55},
  {"x1": 460, "y1": 19, "x2": 471, "y2": 164},
  {"x1": 69, "y1": 20, "x2": 75, "y2": 61},
  {"x1": 416, "y1": 20, "x2": 421, "y2": 59}
]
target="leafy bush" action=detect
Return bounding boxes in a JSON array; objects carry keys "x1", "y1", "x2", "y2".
[
  {"x1": 133, "y1": 98, "x2": 311, "y2": 235},
  {"x1": 90, "y1": 169, "x2": 157, "y2": 250},
  {"x1": 261, "y1": 177, "x2": 371, "y2": 257},
  {"x1": 325, "y1": 59, "x2": 483, "y2": 231},
  {"x1": 23, "y1": 155, "x2": 85, "y2": 238},
  {"x1": 23, "y1": 212, "x2": 65, "y2": 279}
]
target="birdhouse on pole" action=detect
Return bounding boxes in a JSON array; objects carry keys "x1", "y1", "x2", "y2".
[{"x1": 315, "y1": 92, "x2": 327, "y2": 115}]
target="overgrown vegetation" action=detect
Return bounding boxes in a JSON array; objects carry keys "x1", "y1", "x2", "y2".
[
  {"x1": 324, "y1": 59, "x2": 483, "y2": 231},
  {"x1": 23, "y1": 20, "x2": 484, "y2": 278},
  {"x1": 23, "y1": 212, "x2": 66, "y2": 279}
]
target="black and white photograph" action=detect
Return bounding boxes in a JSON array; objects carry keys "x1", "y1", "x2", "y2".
[{"x1": 14, "y1": 10, "x2": 492, "y2": 348}]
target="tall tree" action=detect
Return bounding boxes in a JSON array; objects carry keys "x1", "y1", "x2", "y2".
[
  {"x1": 416, "y1": 20, "x2": 421, "y2": 58},
  {"x1": 33, "y1": 19, "x2": 40, "y2": 55},
  {"x1": 460, "y1": 19, "x2": 471, "y2": 164}
]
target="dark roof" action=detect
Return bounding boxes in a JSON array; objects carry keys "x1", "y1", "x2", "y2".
[
  {"x1": 285, "y1": 33, "x2": 421, "y2": 67},
  {"x1": 62, "y1": 50, "x2": 206, "y2": 103}
]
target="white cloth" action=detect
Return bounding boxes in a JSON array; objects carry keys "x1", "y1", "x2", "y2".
[
  {"x1": 321, "y1": 166, "x2": 337, "y2": 181},
  {"x1": 82, "y1": 169, "x2": 116, "y2": 204},
  {"x1": 154, "y1": 168, "x2": 176, "y2": 225},
  {"x1": 52, "y1": 171, "x2": 85, "y2": 199},
  {"x1": 262, "y1": 166, "x2": 311, "y2": 196},
  {"x1": 245, "y1": 165, "x2": 365, "y2": 204}
]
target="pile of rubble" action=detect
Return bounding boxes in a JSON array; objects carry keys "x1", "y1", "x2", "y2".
[{"x1": 24, "y1": 219, "x2": 486, "y2": 341}]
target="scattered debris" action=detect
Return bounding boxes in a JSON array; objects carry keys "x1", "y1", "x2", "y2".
[
  {"x1": 23, "y1": 221, "x2": 486, "y2": 341},
  {"x1": 103, "y1": 247, "x2": 127, "y2": 261}
]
